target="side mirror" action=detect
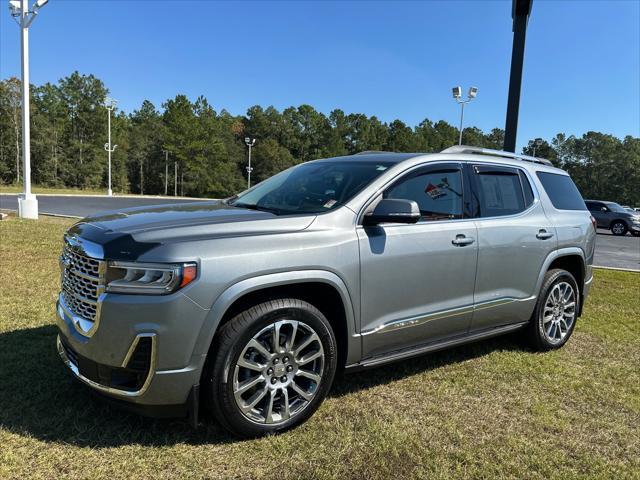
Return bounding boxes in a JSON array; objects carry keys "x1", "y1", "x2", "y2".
[
  {"x1": 363, "y1": 198, "x2": 421, "y2": 226},
  {"x1": 601, "y1": 206, "x2": 608, "y2": 212}
]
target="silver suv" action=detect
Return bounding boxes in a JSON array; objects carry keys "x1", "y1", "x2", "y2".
[{"x1": 56, "y1": 145, "x2": 595, "y2": 437}]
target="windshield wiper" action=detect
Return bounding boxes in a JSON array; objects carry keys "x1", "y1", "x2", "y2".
[{"x1": 230, "y1": 202, "x2": 283, "y2": 215}]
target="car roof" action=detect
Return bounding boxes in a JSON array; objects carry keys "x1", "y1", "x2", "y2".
[
  {"x1": 314, "y1": 152, "x2": 422, "y2": 164},
  {"x1": 313, "y1": 149, "x2": 564, "y2": 174}
]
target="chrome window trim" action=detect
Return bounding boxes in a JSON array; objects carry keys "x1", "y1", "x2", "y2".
[{"x1": 57, "y1": 333, "x2": 157, "y2": 398}]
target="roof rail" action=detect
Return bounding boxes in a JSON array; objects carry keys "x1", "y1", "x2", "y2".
[
  {"x1": 440, "y1": 145, "x2": 553, "y2": 166},
  {"x1": 354, "y1": 150, "x2": 389, "y2": 155}
]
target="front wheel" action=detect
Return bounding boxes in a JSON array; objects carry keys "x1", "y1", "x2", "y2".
[
  {"x1": 203, "y1": 298, "x2": 337, "y2": 438},
  {"x1": 611, "y1": 221, "x2": 627, "y2": 236},
  {"x1": 525, "y1": 269, "x2": 579, "y2": 351}
]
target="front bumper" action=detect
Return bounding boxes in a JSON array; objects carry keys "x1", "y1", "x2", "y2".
[{"x1": 56, "y1": 290, "x2": 208, "y2": 408}]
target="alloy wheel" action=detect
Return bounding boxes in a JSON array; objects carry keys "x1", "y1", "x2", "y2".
[
  {"x1": 612, "y1": 222, "x2": 626, "y2": 235},
  {"x1": 232, "y1": 320, "x2": 324, "y2": 424},
  {"x1": 542, "y1": 281, "x2": 576, "y2": 344}
]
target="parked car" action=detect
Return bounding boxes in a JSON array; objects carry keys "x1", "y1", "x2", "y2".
[
  {"x1": 585, "y1": 200, "x2": 640, "y2": 236},
  {"x1": 56, "y1": 146, "x2": 596, "y2": 437}
]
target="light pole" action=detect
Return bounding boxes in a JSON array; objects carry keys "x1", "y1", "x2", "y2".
[
  {"x1": 244, "y1": 137, "x2": 256, "y2": 189},
  {"x1": 452, "y1": 86, "x2": 478, "y2": 145},
  {"x1": 162, "y1": 149, "x2": 169, "y2": 195},
  {"x1": 9, "y1": 0, "x2": 49, "y2": 219},
  {"x1": 104, "y1": 97, "x2": 118, "y2": 196},
  {"x1": 174, "y1": 161, "x2": 177, "y2": 196}
]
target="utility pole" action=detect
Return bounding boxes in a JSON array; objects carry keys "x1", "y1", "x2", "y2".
[
  {"x1": 451, "y1": 87, "x2": 478, "y2": 146},
  {"x1": 244, "y1": 137, "x2": 256, "y2": 189},
  {"x1": 504, "y1": 0, "x2": 533, "y2": 152},
  {"x1": 104, "y1": 97, "x2": 118, "y2": 196},
  {"x1": 162, "y1": 149, "x2": 169, "y2": 195},
  {"x1": 10, "y1": 0, "x2": 50, "y2": 219},
  {"x1": 174, "y1": 161, "x2": 177, "y2": 196}
]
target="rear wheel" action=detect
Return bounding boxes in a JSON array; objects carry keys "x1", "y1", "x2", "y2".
[
  {"x1": 203, "y1": 298, "x2": 337, "y2": 438},
  {"x1": 611, "y1": 221, "x2": 627, "y2": 236},
  {"x1": 525, "y1": 269, "x2": 579, "y2": 351}
]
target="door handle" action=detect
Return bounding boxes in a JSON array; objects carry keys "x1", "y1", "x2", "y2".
[
  {"x1": 536, "y1": 229, "x2": 554, "y2": 240},
  {"x1": 452, "y1": 234, "x2": 475, "y2": 246}
]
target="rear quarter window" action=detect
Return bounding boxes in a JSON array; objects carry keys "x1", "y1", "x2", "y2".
[{"x1": 536, "y1": 172, "x2": 587, "y2": 211}]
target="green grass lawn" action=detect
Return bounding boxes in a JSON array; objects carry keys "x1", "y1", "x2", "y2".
[{"x1": 1, "y1": 216, "x2": 638, "y2": 479}]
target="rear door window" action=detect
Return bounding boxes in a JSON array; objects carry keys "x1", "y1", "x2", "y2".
[
  {"x1": 536, "y1": 172, "x2": 587, "y2": 211},
  {"x1": 471, "y1": 165, "x2": 529, "y2": 217}
]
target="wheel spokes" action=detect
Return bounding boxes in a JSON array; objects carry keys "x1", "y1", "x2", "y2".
[
  {"x1": 295, "y1": 368, "x2": 321, "y2": 383},
  {"x1": 247, "y1": 338, "x2": 272, "y2": 360},
  {"x1": 233, "y1": 318, "x2": 325, "y2": 425},
  {"x1": 291, "y1": 380, "x2": 313, "y2": 401}
]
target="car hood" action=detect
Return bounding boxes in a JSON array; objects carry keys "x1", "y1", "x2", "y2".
[{"x1": 70, "y1": 201, "x2": 316, "y2": 253}]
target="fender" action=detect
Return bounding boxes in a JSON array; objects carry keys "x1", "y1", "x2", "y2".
[
  {"x1": 191, "y1": 270, "x2": 360, "y2": 370},
  {"x1": 533, "y1": 246, "x2": 586, "y2": 301}
]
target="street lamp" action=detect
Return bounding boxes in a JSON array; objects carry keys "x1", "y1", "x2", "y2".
[
  {"x1": 452, "y1": 86, "x2": 478, "y2": 146},
  {"x1": 244, "y1": 137, "x2": 256, "y2": 189},
  {"x1": 9, "y1": 0, "x2": 49, "y2": 219},
  {"x1": 104, "y1": 97, "x2": 118, "y2": 196}
]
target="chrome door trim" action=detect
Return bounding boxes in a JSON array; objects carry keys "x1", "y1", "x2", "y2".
[{"x1": 361, "y1": 296, "x2": 535, "y2": 336}]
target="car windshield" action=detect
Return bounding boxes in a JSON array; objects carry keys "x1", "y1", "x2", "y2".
[
  {"x1": 227, "y1": 161, "x2": 393, "y2": 215},
  {"x1": 607, "y1": 202, "x2": 627, "y2": 213}
]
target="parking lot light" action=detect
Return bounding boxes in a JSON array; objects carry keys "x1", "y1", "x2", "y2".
[
  {"x1": 9, "y1": 0, "x2": 49, "y2": 219},
  {"x1": 451, "y1": 85, "x2": 479, "y2": 145}
]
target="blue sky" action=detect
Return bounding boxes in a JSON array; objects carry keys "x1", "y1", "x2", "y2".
[{"x1": 1, "y1": 0, "x2": 639, "y2": 151}]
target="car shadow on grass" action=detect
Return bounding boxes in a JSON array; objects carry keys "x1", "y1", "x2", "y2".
[{"x1": 0, "y1": 325, "x2": 523, "y2": 447}]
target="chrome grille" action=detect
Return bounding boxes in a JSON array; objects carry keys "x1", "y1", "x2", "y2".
[{"x1": 60, "y1": 243, "x2": 103, "y2": 322}]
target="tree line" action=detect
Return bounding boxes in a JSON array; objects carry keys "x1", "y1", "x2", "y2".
[{"x1": 1, "y1": 72, "x2": 638, "y2": 205}]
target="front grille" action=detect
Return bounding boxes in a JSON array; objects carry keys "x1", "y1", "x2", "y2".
[{"x1": 60, "y1": 242, "x2": 103, "y2": 322}]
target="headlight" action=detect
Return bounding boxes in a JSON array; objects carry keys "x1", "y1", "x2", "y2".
[{"x1": 105, "y1": 261, "x2": 197, "y2": 295}]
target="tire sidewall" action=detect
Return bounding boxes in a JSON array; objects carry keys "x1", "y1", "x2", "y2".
[
  {"x1": 611, "y1": 221, "x2": 627, "y2": 236},
  {"x1": 535, "y1": 270, "x2": 579, "y2": 349},
  {"x1": 211, "y1": 300, "x2": 337, "y2": 437}
]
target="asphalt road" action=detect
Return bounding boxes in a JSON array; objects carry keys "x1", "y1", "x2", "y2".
[
  {"x1": 0, "y1": 193, "x2": 208, "y2": 218},
  {"x1": 2, "y1": 194, "x2": 639, "y2": 270},
  {"x1": 594, "y1": 229, "x2": 640, "y2": 271}
]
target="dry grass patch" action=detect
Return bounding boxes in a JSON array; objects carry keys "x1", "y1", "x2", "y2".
[{"x1": 1, "y1": 216, "x2": 638, "y2": 479}]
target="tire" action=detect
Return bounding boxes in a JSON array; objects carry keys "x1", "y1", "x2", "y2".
[
  {"x1": 631, "y1": 231, "x2": 640, "y2": 237},
  {"x1": 611, "y1": 221, "x2": 627, "y2": 236},
  {"x1": 525, "y1": 269, "x2": 579, "y2": 351},
  {"x1": 203, "y1": 298, "x2": 338, "y2": 438}
]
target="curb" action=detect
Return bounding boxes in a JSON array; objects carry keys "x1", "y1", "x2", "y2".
[
  {"x1": 593, "y1": 265, "x2": 640, "y2": 273},
  {"x1": 0, "y1": 193, "x2": 213, "y2": 200},
  {"x1": 0, "y1": 208, "x2": 81, "y2": 219}
]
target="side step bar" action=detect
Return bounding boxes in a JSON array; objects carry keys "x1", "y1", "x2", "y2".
[{"x1": 346, "y1": 322, "x2": 528, "y2": 372}]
